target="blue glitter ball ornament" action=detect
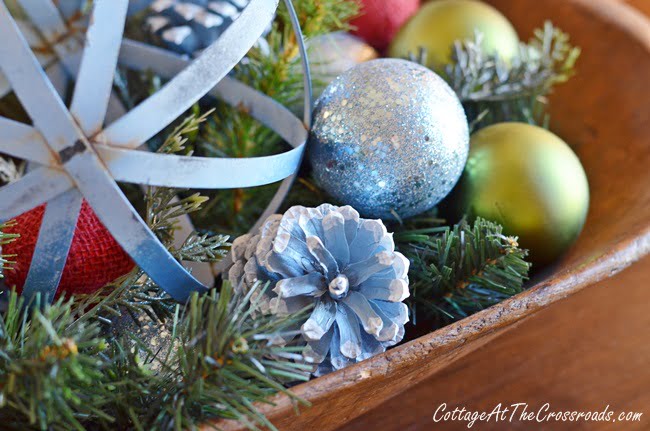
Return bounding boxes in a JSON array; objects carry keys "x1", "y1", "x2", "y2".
[{"x1": 308, "y1": 59, "x2": 470, "y2": 220}]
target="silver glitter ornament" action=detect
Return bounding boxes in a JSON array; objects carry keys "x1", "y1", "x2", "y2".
[
  {"x1": 308, "y1": 59, "x2": 470, "y2": 220},
  {"x1": 227, "y1": 204, "x2": 410, "y2": 375}
]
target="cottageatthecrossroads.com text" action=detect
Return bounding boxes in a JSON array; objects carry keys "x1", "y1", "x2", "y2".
[{"x1": 433, "y1": 403, "x2": 644, "y2": 428}]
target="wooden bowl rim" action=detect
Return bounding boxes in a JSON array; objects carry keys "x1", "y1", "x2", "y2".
[{"x1": 206, "y1": 1, "x2": 650, "y2": 428}]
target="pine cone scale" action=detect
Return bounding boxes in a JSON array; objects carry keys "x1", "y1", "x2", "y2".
[{"x1": 227, "y1": 204, "x2": 410, "y2": 374}]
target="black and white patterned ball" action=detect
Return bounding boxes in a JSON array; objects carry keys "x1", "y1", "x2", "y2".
[{"x1": 145, "y1": 0, "x2": 251, "y2": 54}]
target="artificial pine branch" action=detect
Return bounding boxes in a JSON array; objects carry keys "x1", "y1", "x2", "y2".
[
  {"x1": 74, "y1": 271, "x2": 176, "y2": 328},
  {"x1": 0, "y1": 282, "x2": 311, "y2": 430},
  {"x1": 447, "y1": 22, "x2": 579, "y2": 101},
  {"x1": 144, "y1": 111, "x2": 230, "y2": 263},
  {"x1": 396, "y1": 218, "x2": 531, "y2": 326},
  {"x1": 0, "y1": 291, "x2": 117, "y2": 431},
  {"x1": 413, "y1": 21, "x2": 580, "y2": 129},
  {"x1": 139, "y1": 282, "x2": 312, "y2": 431}
]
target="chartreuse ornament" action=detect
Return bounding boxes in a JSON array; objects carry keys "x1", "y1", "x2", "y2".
[
  {"x1": 389, "y1": 0, "x2": 520, "y2": 70},
  {"x1": 455, "y1": 122, "x2": 589, "y2": 266}
]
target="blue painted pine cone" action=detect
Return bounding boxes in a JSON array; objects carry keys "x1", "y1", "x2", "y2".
[{"x1": 228, "y1": 204, "x2": 410, "y2": 375}]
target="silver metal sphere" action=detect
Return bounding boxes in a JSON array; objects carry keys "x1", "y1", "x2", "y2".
[{"x1": 308, "y1": 58, "x2": 469, "y2": 220}]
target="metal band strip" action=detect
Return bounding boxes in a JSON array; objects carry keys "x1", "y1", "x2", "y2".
[
  {"x1": 15, "y1": 0, "x2": 67, "y2": 42},
  {"x1": 115, "y1": 39, "x2": 308, "y2": 147},
  {"x1": 21, "y1": 189, "x2": 83, "y2": 302},
  {"x1": 0, "y1": 167, "x2": 73, "y2": 223},
  {"x1": 97, "y1": 144, "x2": 305, "y2": 188},
  {"x1": 70, "y1": 0, "x2": 129, "y2": 136},
  {"x1": 0, "y1": 118, "x2": 51, "y2": 165},
  {"x1": 1, "y1": 37, "x2": 309, "y2": 190},
  {"x1": 0, "y1": 4, "x2": 81, "y2": 153}
]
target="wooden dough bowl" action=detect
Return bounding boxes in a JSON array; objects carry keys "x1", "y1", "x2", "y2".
[{"x1": 208, "y1": 0, "x2": 650, "y2": 429}]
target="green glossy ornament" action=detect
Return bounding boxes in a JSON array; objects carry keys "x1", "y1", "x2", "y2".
[
  {"x1": 455, "y1": 123, "x2": 589, "y2": 266},
  {"x1": 388, "y1": 0, "x2": 519, "y2": 70}
]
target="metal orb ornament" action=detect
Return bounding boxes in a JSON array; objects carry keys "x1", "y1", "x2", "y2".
[
  {"x1": 388, "y1": 0, "x2": 519, "y2": 71},
  {"x1": 0, "y1": 0, "x2": 312, "y2": 303},
  {"x1": 454, "y1": 122, "x2": 590, "y2": 266},
  {"x1": 308, "y1": 59, "x2": 469, "y2": 220}
]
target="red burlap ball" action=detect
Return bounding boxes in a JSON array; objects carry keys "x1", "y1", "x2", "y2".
[
  {"x1": 3, "y1": 200, "x2": 135, "y2": 296},
  {"x1": 350, "y1": 0, "x2": 421, "y2": 51}
]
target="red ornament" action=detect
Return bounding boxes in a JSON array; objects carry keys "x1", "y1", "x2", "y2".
[
  {"x1": 350, "y1": 0, "x2": 421, "y2": 51},
  {"x1": 3, "y1": 200, "x2": 135, "y2": 296}
]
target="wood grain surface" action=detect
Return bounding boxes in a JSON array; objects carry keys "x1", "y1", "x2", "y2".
[
  {"x1": 339, "y1": 3, "x2": 650, "y2": 429},
  {"x1": 624, "y1": 0, "x2": 650, "y2": 17},
  {"x1": 205, "y1": 1, "x2": 650, "y2": 429},
  {"x1": 338, "y1": 254, "x2": 650, "y2": 431}
]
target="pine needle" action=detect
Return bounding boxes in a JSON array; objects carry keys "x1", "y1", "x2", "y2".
[
  {"x1": 0, "y1": 221, "x2": 19, "y2": 279},
  {"x1": 412, "y1": 21, "x2": 580, "y2": 130},
  {"x1": 396, "y1": 218, "x2": 531, "y2": 326}
]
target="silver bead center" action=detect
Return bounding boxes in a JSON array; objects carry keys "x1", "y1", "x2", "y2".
[{"x1": 329, "y1": 274, "x2": 349, "y2": 299}]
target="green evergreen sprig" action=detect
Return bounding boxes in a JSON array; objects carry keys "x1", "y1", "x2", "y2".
[
  {"x1": 138, "y1": 283, "x2": 312, "y2": 431},
  {"x1": 0, "y1": 221, "x2": 18, "y2": 277},
  {"x1": 396, "y1": 218, "x2": 531, "y2": 326},
  {"x1": 0, "y1": 291, "x2": 115, "y2": 431},
  {"x1": 428, "y1": 21, "x2": 580, "y2": 129},
  {"x1": 74, "y1": 270, "x2": 176, "y2": 328},
  {"x1": 453, "y1": 21, "x2": 580, "y2": 128},
  {"x1": 144, "y1": 111, "x2": 230, "y2": 263},
  {"x1": 0, "y1": 282, "x2": 312, "y2": 431}
]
